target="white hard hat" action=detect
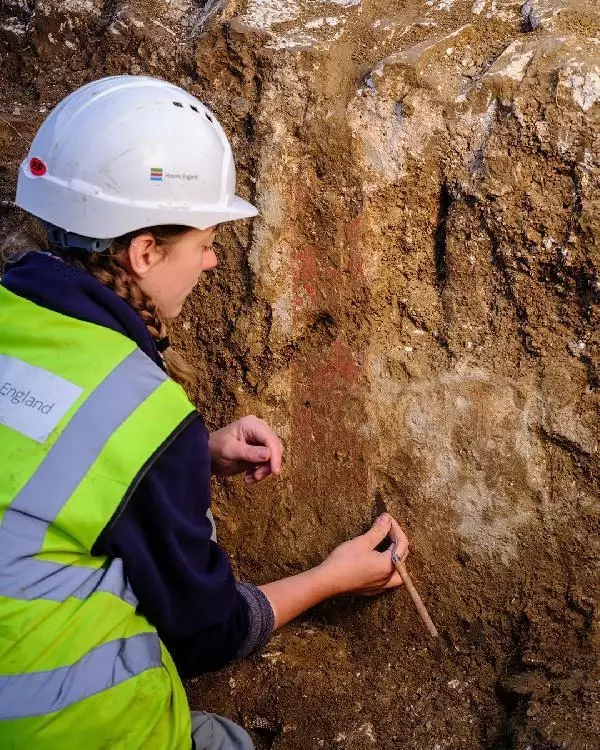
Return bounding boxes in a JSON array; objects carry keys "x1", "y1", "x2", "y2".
[{"x1": 15, "y1": 75, "x2": 258, "y2": 241}]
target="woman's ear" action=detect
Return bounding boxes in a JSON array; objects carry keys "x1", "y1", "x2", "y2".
[{"x1": 127, "y1": 233, "x2": 163, "y2": 279}]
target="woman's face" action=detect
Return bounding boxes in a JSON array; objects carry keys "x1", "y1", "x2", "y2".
[{"x1": 129, "y1": 226, "x2": 218, "y2": 318}]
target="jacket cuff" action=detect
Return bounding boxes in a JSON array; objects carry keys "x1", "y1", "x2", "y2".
[{"x1": 234, "y1": 582, "x2": 275, "y2": 660}]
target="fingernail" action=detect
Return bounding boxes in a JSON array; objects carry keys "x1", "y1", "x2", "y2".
[
  {"x1": 378, "y1": 513, "x2": 389, "y2": 523},
  {"x1": 258, "y1": 449, "x2": 268, "y2": 461}
]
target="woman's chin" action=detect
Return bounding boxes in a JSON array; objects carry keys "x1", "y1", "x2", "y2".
[{"x1": 163, "y1": 303, "x2": 183, "y2": 320}]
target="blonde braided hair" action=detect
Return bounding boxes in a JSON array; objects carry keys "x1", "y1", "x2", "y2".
[
  {"x1": 61, "y1": 226, "x2": 196, "y2": 389},
  {"x1": 2, "y1": 222, "x2": 195, "y2": 389}
]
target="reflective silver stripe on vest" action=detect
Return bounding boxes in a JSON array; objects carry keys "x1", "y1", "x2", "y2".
[
  {"x1": 0, "y1": 632, "x2": 162, "y2": 720},
  {"x1": 1, "y1": 348, "x2": 167, "y2": 549},
  {"x1": 0, "y1": 555, "x2": 138, "y2": 607},
  {"x1": 0, "y1": 348, "x2": 167, "y2": 606}
]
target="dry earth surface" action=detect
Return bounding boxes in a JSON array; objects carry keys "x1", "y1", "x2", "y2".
[{"x1": 1, "y1": 0, "x2": 599, "y2": 747}]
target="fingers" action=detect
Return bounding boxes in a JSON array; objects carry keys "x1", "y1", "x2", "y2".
[
  {"x1": 361, "y1": 514, "x2": 393, "y2": 549},
  {"x1": 383, "y1": 571, "x2": 404, "y2": 590},
  {"x1": 240, "y1": 416, "x2": 284, "y2": 476},
  {"x1": 239, "y1": 443, "x2": 272, "y2": 466},
  {"x1": 244, "y1": 464, "x2": 272, "y2": 485},
  {"x1": 378, "y1": 548, "x2": 405, "y2": 590},
  {"x1": 360, "y1": 555, "x2": 404, "y2": 595},
  {"x1": 361, "y1": 513, "x2": 409, "y2": 556},
  {"x1": 388, "y1": 516, "x2": 409, "y2": 560},
  {"x1": 385, "y1": 541, "x2": 409, "y2": 565},
  {"x1": 266, "y1": 435, "x2": 283, "y2": 476}
]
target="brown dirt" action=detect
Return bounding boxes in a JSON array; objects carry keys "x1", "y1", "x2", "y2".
[{"x1": 1, "y1": 0, "x2": 599, "y2": 748}]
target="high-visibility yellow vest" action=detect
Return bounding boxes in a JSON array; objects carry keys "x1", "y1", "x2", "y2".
[{"x1": 0, "y1": 285, "x2": 197, "y2": 749}]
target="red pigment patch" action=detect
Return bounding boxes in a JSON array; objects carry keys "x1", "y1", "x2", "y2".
[
  {"x1": 290, "y1": 335, "x2": 367, "y2": 525},
  {"x1": 325, "y1": 338, "x2": 361, "y2": 387},
  {"x1": 293, "y1": 244, "x2": 318, "y2": 309}
]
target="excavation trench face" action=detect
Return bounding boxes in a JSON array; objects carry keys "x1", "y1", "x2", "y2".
[{"x1": 1, "y1": 0, "x2": 599, "y2": 747}]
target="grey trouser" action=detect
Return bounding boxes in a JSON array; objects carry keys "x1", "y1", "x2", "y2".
[
  {"x1": 191, "y1": 711, "x2": 254, "y2": 750},
  {"x1": 206, "y1": 508, "x2": 217, "y2": 543}
]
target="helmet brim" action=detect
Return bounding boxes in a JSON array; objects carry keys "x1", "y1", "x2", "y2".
[
  {"x1": 17, "y1": 166, "x2": 259, "y2": 238},
  {"x1": 198, "y1": 195, "x2": 258, "y2": 228}
]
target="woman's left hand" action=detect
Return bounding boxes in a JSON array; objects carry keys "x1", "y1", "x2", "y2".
[{"x1": 208, "y1": 415, "x2": 283, "y2": 484}]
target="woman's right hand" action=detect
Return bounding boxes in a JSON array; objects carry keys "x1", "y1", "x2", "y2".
[
  {"x1": 259, "y1": 514, "x2": 410, "y2": 629},
  {"x1": 317, "y1": 514, "x2": 409, "y2": 597}
]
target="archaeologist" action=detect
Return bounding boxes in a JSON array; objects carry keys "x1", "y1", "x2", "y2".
[{"x1": 0, "y1": 75, "x2": 409, "y2": 750}]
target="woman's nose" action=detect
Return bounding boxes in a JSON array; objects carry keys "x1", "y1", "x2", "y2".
[{"x1": 202, "y1": 249, "x2": 218, "y2": 271}]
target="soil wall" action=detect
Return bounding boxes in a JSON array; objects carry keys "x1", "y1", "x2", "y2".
[{"x1": 1, "y1": 0, "x2": 599, "y2": 747}]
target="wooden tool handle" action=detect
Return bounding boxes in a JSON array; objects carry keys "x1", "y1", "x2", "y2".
[{"x1": 394, "y1": 559, "x2": 439, "y2": 638}]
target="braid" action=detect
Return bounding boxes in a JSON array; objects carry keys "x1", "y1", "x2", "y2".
[
  {"x1": 86, "y1": 251, "x2": 166, "y2": 342},
  {"x1": 57, "y1": 231, "x2": 195, "y2": 390}
]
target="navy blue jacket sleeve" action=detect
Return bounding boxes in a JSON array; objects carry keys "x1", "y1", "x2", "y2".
[{"x1": 100, "y1": 417, "x2": 273, "y2": 677}]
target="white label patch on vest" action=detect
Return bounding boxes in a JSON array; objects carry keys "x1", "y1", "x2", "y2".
[{"x1": 0, "y1": 355, "x2": 84, "y2": 443}]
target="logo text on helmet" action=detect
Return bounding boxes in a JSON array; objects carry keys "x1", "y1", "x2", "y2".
[
  {"x1": 29, "y1": 158, "x2": 47, "y2": 177},
  {"x1": 149, "y1": 167, "x2": 200, "y2": 184}
]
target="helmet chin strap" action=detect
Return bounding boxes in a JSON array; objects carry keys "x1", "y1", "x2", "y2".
[{"x1": 41, "y1": 220, "x2": 112, "y2": 253}]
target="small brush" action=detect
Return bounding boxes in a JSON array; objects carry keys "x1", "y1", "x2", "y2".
[{"x1": 374, "y1": 492, "x2": 439, "y2": 638}]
